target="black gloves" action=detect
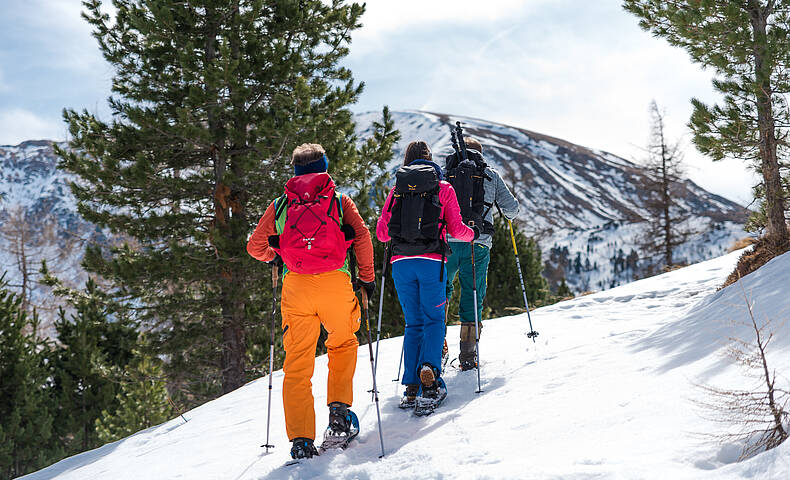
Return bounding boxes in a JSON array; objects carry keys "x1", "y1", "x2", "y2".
[
  {"x1": 268, "y1": 234, "x2": 280, "y2": 249},
  {"x1": 470, "y1": 224, "x2": 481, "y2": 240},
  {"x1": 355, "y1": 279, "x2": 376, "y2": 298},
  {"x1": 266, "y1": 254, "x2": 283, "y2": 267}
]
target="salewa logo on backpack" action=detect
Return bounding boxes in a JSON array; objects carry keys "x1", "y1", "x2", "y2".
[
  {"x1": 302, "y1": 237, "x2": 316, "y2": 249},
  {"x1": 408, "y1": 184, "x2": 417, "y2": 191}
]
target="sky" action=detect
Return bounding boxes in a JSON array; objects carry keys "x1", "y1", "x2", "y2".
[{"x1": 0, "y1": 0, "x2": 755, "y2": 205}]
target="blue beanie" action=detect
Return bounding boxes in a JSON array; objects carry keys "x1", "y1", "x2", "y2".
[{"x1": 294, "y1": 154, "x2": 329, "y2": 176}]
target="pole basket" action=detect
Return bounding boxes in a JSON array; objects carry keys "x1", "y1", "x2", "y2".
[{"x1": 526, "y1": 330, "x2": 539, "y2": 339}]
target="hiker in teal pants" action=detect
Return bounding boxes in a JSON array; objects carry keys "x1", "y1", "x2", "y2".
[
  {"x1": 444, "y1": 137, "x2": 520, "y2": 370},
  {"x1": 445, "y1": 242, "x2": 490, "y2": 364}
]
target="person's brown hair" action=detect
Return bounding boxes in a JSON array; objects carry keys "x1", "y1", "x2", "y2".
[
  {"x1": 464, "y1": 137, "x2": 482, "y2": 153},
  {"x1": 291, "y1": 143, "x2": 325, "y2": 166},
  {"x1": 403, "y1": 140, "x2": 432, "y2": 165}
]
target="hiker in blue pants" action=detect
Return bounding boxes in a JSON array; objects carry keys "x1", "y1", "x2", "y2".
[{"x1": 376, "y1": 140, "x2": 477, "y2": 412}]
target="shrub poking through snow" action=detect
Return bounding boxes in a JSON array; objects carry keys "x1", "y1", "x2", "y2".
[{"x1": 697, "y1": 277, "x2": 789, "y2": 460}]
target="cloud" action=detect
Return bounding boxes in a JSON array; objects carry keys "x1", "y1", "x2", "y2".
[
  {"x1": 3, "y1": 0, "x2": 111, "y2": 73},
  {"x1": 352, "y1": 0, "x2": 552, "y2": 55},
  {"x1": 346, "y1": 1, "x2": 754, "y2": 204},
  {"x1": 0, "y1": 108, "x2": 65, "y2": 145}
]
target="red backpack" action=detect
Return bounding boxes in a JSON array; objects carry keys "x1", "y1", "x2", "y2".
[{"x1": 271, "y1": 172, "x2": 352, "y2": 275}]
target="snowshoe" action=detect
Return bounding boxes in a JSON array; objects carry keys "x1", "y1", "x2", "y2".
[
  {"x1": 399, "y1": 384, "x2": 418, "y2": 409},
  {"x1": 290, "y1": 437, "x2": 319, "y2": 460},
  {"x1": 320, "y1": 402, "x2": 359, "y2": 451},
  {"x1": 414, "y1": 364, "x2": 447, "y2": 416},
  {"x1": 459, "y1": 357, "x2": 477, "y2": 371}
]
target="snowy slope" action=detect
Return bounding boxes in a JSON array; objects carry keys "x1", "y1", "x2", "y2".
[
  {"x1": 24, "y1": 250, "x2": 790, "y2": 480},
  {"x1": 356, "y1": 110, "x2": 748, "y2": 292}
]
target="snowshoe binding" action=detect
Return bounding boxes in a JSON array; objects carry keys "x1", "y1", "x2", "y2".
[
  {"x1": 320, "y1": 402, "x2": 360, "y2": 451},
  {"x1": 290, "y1": 437, "x2": 319, "y2": 460},
  {"x1": 442, "y1": 338, "x2": 449, "y2": 370},
  {"x1": 459, "y1": 357, "x2": 477, "y2": 371},
  {"x1": 399, "y1": 384, "x2": 418, "y2": 409},
  {"x1": 414, "y1": 364, "x2": 447, "y2": 416}
]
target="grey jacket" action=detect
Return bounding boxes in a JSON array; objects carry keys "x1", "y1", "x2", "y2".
[{"x1": 446, "y1": 165, "x2": 520, "y2": 249}]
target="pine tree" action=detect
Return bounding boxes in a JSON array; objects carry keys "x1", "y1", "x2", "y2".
[
  {"x1": 638, "y1": 101, "x2": 693, "y2": 270},
  {"x1": 0, "y1": 275, "x2": 59, "y2": 480},
  {"x1": 57, "y1": 0, "x2": 382, "y2": 400},
  {"x1": 485, "y1": 215, "x2": 551, "y2": 318},
  {"x1": 624, "y1": 0, "x2": 790, "y2": 245},
  {"x1": 556, "y1": 278, "x2": 573, "y2": 299},
  {"x1": 50, "y1": 278, "x2": 138, "y2": 455},
  {"x1": 95, "y1": 351, "x2": 175, "y2": 444}
]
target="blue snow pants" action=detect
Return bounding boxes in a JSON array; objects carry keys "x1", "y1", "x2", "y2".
[{"x1": 391, "y1": 258, "x2": 447, "y2": 386}]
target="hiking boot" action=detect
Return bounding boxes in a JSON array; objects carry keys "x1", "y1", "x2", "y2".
[
  {"x1": 399, "y1": 384, "x2": 418, "y2": 409},
  {"x1": 415, "y1": 365, "x2": 447, "y2": 416},
  {"x1": 290, "y1": 437, "x2": 319, "y2": 459},
  {"x1": 419, "y1": 364, "x2": 441, "y2": 397},
  {"x1": 328, "y1": 402, "x2": 352, "y2": 434},
  {"x1": 459, "y1": 339, "x2": 477, "y2": 371}
]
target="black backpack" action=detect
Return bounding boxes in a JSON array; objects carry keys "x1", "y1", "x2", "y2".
[
  {"x1": 387, "y1": 164, "x2": 446, "y2": 258},
  {"x1": 446, "y1": 149, "x2": 494, "y2": 235}
]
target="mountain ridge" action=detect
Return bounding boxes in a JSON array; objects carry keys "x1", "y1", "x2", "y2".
[
  {"x1": 355, "y1": 110, "x2": 748, "y2": 291},
  {"x1": 1, "y1": 111, "x2": 748, "y2": 311}
]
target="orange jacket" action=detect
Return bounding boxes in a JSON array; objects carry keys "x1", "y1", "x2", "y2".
[{"x1": 247, "y1": 194, "x2": 375, "y2": 283}]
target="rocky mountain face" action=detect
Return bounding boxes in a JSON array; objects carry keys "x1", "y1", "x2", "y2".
[
  {"x1": 355, "y1": 110, "x2": 748, "y2": 292},
  {"x1": 0, "y1": 140, "x2": 107, "y2": 331},
  {"x1": 1, "y1": 112, "x2": 748, "y2": 318}
]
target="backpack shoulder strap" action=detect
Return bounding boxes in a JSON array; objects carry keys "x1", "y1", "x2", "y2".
[
  {"x1": 274, "y1": 194, "x2": 288, "y2": 234},
  {"x1": 325, "y1": 191, "x2": 343, "y2": 226},
  {"x1": 335, "y1": 192, "x2": 344, "y2": 222}
]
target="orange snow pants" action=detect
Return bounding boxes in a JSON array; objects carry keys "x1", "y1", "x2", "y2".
[{"x1": 280, "y1": 270, "x2": 361, "y2": 441}]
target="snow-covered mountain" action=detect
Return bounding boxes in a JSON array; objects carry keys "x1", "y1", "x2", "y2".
[
  {"x1": 1, "y1": 111, "x2": 747, "y2": 314},
  {"x1": 355, "y1": 110, "x2": 748, "y2": 292},
  {"x1": 0, "y1": 141, "x2": 106, "y2": 329},
  {"x1": 23, "y1": 249, "x2": 790, "y2": 479}
]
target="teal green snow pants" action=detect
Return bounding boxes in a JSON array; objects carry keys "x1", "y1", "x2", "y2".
[{"x1": 445, "y1": 242, "x2": 490, "y2": 363}]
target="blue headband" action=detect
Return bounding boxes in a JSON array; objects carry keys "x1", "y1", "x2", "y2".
[{"x1": 294, "y1": 153, "x2": 329, "y2": 176}]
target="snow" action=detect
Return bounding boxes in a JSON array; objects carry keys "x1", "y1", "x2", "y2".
[{"x1": 24, "y1": 249, "x2": 790, "y2": 479}]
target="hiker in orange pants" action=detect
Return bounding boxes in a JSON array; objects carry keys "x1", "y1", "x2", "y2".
[
  {"x1": 247, "y1": 143, "x2": 375, "y2": 459},
  {"x1": 279, "y1": 270, "x2": 360, "y2": 441}
]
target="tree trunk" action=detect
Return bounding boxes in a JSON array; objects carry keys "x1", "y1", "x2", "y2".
[
  {"x1": 659, "y1": 120, "x2": 673, "y2": 266},
  {"x1": 204, "y1": 7, "x2": 246, "y2": 394},
  {"x1": 749, "y1": 3, "x2": 789, "y2": 245}
]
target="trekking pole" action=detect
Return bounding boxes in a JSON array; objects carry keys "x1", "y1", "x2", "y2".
[
  {"x1": 373, "y1": 244, "x2": 390, "y2": 382},
  {"x1": 360, "y1": 287, "x2": 386, "y2": 458},
  {"x1": 509, "y1": 220, "x2": 539, "y2": 342},
  {"x1": 393, "y1": 341, "x2": 405, "y2": 382},
  {"x1": 469, "y1": 235, "x2": 483, "y2": 394},
  {"x1": 262, "y1": 262, "x2": 281, "y2": 453}
]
